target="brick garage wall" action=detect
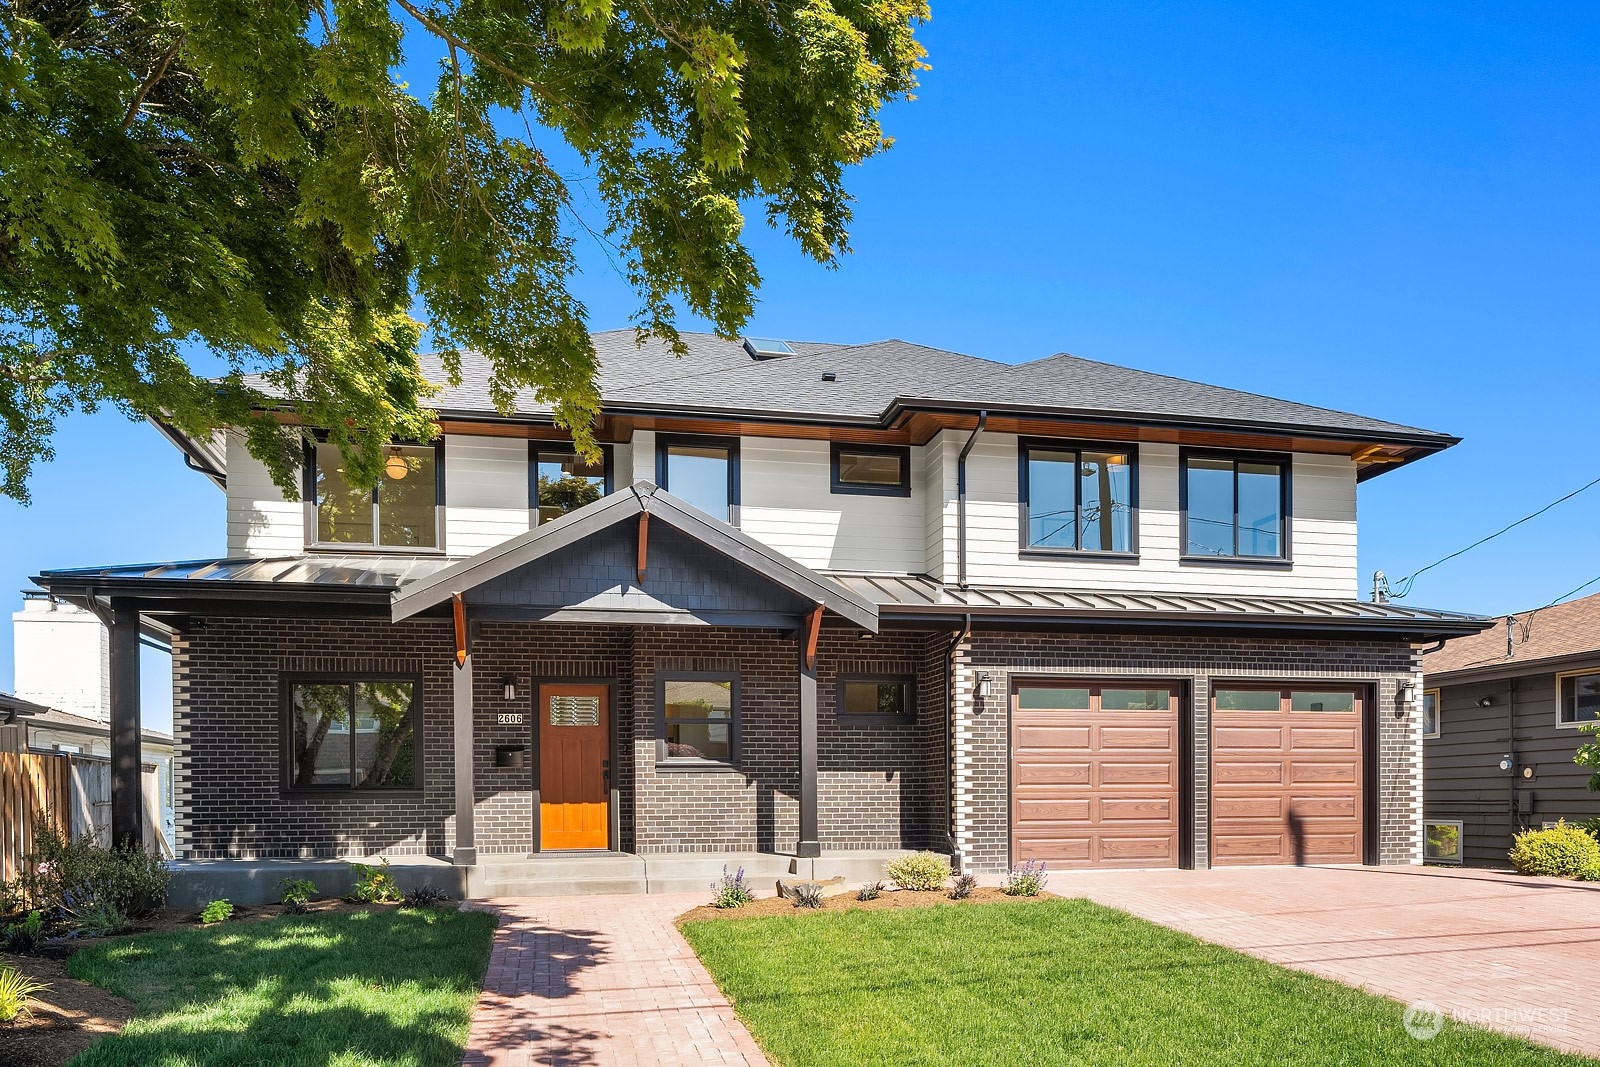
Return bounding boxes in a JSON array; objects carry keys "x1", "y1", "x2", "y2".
[
  {"x1": 174, "y1": 616, "x2": 946, "y2": 859},
  {"x1": 951, "y1": 631, "x2": 1422, "y2": 873},
  {"x1": 630, "y1": 625, "x2": 948, "y2": 854}
]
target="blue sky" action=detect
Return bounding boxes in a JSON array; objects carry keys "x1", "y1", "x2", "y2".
[{"x1": 3, "y1": 2, "x2": 1598, "y2": 729}]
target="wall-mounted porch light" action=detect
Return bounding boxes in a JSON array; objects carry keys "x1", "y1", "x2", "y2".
[
  {"x1": 502, "y1": 676, "x2": 518, "y2": 701},
  {"x1": 975, "y1": 672, "x2": 993, "y2": 700}
]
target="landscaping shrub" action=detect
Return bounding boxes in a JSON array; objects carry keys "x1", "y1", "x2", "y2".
[
  {"x1": 278, "y1": 877, "x2": 318, "y2": 908},
  {"x1": 710, "y1": 865, "x2": 754, "y2": 909},
  {"x1": 25, "y1": 815, "x2": 170, "y2": 921},
  {"x1": 1508, "y1": 820, "x2": 1600, "y2": 879},
  {"x1": 403, "y1": 885, "x2": 453, "y2": 909},
  {"x1": 1002, "y1": 859, "x2": 1048, "y2": 897},
  {"x1": 791, "y1": 882, "x2": 825, "y2": 909},
  {"x1": 199, "y1": 899, "x2": 234, "y2": 924},
  {"x1": 1576, "y1": 817, "x2": 1600, "y2": 842},
  {"x1": 884, "y1": 851, "x2": 950, "y2": 892},
  {"x1": 3, "y1": 910, "x2": 44, "y2": 954},
  {"x1": 75, "y1": 899, "x2": 134, "y2": 936},
  {"x1": 0, "y1": 964, "x2": 47, "y2": 1024},
  {"x1": 348, "y1": 859, "x2": 404, "y2": 903},
  {"x1": 856, "y1": 880, "x2": 884, "y2": 902},
  {"x1": 948, "y1": 873, "x2": 977, "y2": 900}
]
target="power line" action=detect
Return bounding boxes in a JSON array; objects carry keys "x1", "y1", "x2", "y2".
[
  {"x1": 1389, "y1": 471, "x2": 1600, "y2": 599},
  {"x1": 1515, "y1": 571, "x2": 1600, "y2": 645}
]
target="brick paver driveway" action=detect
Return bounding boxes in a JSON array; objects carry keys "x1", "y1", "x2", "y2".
[
  {"x1": 1046, "y1": 864, "x2": 1600, "y2": 1057},
  {"x1": 462, "y1": 894, "x2": 770, "y2": 1067}
]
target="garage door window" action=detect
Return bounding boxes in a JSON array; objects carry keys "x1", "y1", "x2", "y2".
[
  {"x1": 1214, "y1": 688, "x2": 1361, "y2": 713},
  {"x1": 1018, "y1": 684, "x2": 1173, "y2": 712}
]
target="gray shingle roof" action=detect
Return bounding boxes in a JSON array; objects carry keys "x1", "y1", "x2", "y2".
[{"x1": 244, "y1": 329, "x2": 1450, "y2": 443}]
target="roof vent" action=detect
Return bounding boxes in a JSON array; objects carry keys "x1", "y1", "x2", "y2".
[{"x1": 742, "y1": 337, "x2": 796, "y2": 360}]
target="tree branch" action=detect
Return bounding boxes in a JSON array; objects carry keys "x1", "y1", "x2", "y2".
[
  {"x1": 121, "y1": 35, "x2": 184, "y2": 131},
  {"x1": 391, "y1": 0, "x2": 547, "y2": 96}
]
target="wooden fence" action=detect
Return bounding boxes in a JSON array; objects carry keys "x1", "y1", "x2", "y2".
[{"x1": 0, "y1": 751, "x2": 72, "y2": 883}]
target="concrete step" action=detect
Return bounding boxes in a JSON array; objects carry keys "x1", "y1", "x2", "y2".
[
  {"x1": 471, "y1": 852, "x2": 648, "y2": 897},
  {"x1": 475, "y1": 876, "x2": 648, "y2": 897}
]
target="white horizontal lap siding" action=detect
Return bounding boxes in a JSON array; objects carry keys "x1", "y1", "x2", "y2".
[
  {"x1": 225, "y1": 431, "x2": 304, "y2": 556},
  {"x1": 630, "y1": 430, "x2": 656, "y2": 485},
  {"x1": 959, "y1": 434, "x2": 1358, "y2": 598},
  {"x1": 924, "y1": 431, "x2": 957, "y2": 581},
  {"x1": 444, "y1": 435, "x2": 529, "y2": 556},
  {"x1": 738, "y1": 437, "x2": 926, "y2": 573}
]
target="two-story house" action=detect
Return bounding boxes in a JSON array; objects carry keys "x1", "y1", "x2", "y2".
[{"x1": 29, "y1": 331, "x2": 1487, "y2": 898}]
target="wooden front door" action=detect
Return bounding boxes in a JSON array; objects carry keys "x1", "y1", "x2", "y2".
[{"x1": 538, "y1": 684, "x2": 610, "y2": 850}]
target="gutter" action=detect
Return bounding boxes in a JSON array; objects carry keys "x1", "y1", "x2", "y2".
[{"x1": 955, "y1": 412, "x2": 987, "y2": 589}]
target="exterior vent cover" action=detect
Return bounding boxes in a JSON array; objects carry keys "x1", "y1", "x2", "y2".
[{"x1": 742, "y1": 337, "x2": 796, "y2": 360}]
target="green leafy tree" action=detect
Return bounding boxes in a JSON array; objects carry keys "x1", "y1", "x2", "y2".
[
  {"x1": 1, "y1": 0, "x2": 929, "y2": 503},
  {"x1": 1576, "y1": 722, "x2": 1600, "y2": 792}
]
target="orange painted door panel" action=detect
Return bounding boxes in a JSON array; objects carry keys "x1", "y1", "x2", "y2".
[{"x1": 539, "y1": 684, "x2": 609, "y2": 850}]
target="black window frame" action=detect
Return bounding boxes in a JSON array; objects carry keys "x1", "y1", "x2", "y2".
[
  {"x1": 830, "y1": 443, "x2": 912, "y2": 497},
  {"x1": 280, "y1": 672, "x2": 424, "y2": 795},
  {"x1": 655, "y1": 433, "x2": 741, "y2": 524},
  {"x1": 1178, "y1": 448, "x2": 1292, "y2": 565},
  {"x1": 1017, "y1": 439, "x2": 1140, "y2": 558},
  {"x1": 529, "y1": 442, "x2": 614, "y2": 525},
  {"x1": 836, "y1": 675, "x2": 917, "y2": 725},
  {"x1": 655, "y1": 671, "x2": 741, "y2": 769},
  {"x1": 303, "y1": 436, "x2": 446, "y2": 553}
]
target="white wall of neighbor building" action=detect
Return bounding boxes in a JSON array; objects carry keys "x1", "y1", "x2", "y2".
[
  {"x1": 218, "y1": 422, "x2": 1362, "y2": 599},
  {"x1": 12, "y1": 597, "x2": 109, "y2": 719}
]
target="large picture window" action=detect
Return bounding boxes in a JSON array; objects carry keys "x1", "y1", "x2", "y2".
[
  {"x1": 1557, "y1": 670, "x2": 1600, "y2": 726},
  {"x1": 1019, "y1": 442, "x2": 1135, "y2": 554},
  {"x1": 657, "y1": 436, "x2": 739, "y2": 522},
  {"x1": 286, "y1": 677, "x2": 419, "y2": 790},
  {"x1": 531, "y1": 445, "x2": 610, "y2": 524},
  {"x1": 657, "y1": 673, "x2": 738, "y2": 766},
  {"x1": 1182, "y1": 451, "x2": 1288, "y2": 560},
  {"x1": 311, "y1": 442, "x2": 440, "y2": 549}
]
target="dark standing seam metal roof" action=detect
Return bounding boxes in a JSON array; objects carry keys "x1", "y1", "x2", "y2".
[
  {"x1": 239, "y1": 330, "x2": 1453, "y2": 445},
  {"x1": 32, "y1": 556, "x2": 1488, "y2": 637}
]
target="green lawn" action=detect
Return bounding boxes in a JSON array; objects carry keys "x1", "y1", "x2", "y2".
[
  {"x1": 66, "y1": 907, "x2": 495, "y2": 1067},
  {"x1": 682, "y1": 899, "x2": 1595, "y2": 1067}
]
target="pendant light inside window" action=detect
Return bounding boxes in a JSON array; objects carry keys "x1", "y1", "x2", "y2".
[{"x1": 385, "y1": 449, "x2": 409, "y2": 480}]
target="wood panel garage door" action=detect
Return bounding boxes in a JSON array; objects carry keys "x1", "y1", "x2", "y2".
[
  {"x1": 1212, "y1": 687, "x2": 1364, "y2": 866},
  {"x1": 1012, "y1": 682, "x2": 1182, "y2": 869}
]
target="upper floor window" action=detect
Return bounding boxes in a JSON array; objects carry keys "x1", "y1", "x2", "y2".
[
  {"x1": 285, "y1": 677, "x2": 419, "y2": 791},
  {"x1": 831, "y1": 444, "x2": 911, "y2": 496},
  {"x1": 1182, "y1": 451, "x2": 1288, "y2": 560},
  {"x1": 1019, "y1": 441, "x2": 1135, "y2": 554},
  {"x1": 657, "y1": 435, "x2": 739, "y2": 523},
  {"x1": 532, "y1": 445, "x2": 610, "y2": 524},
  {"x1": 311, "y1": 442, "x2": 439, "y2": 550},
  {"x1": 1557, "y1": 670, "x2": 1600, "y2": 727}
]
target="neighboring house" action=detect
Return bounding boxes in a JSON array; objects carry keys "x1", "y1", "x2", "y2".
[
  {"x1": 27, "y1": 331, "x2": 1486, "y2": 891},
  {"x1": 10, "y1": 595, "x2": 177, "y2": 844},
  {"x1": 1421, "y1": 592, "x2": 1600, "y2": 867},
  {"x1": 0, "y1": 691, "x2": 175, "y2": 853}
]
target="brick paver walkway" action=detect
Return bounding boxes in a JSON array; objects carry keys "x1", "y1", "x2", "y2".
[
  {"x1": 461, "y1": 894, "x2": 770, "y2": 1067},
  {"x1": 1045, "y1": 864, "x2": 1600, "y2": 1057}
]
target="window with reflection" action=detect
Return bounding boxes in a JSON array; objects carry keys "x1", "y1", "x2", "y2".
[
  {"x1": 1213, "y1": 687, "x2": 1361, "y2": 715},
  {"x1": 287, "y1": 678, "x2": 417, "y2": 789},
  {"x1": 312, "y1": 442, "x2": 438, "y2": 549},
  {"x1": 1015, "y1": 683, "x2": 1176, "y2": 713},
  {"x1": 658, "y1": 675, "x2": 737, "y2": 764},
  {"x1": 1183, "y1": 453, "x2": 1286, "y2": 560},
  {"x1": 1422, "y1": 689, "x2": 1440, "y2": 738},
  {"x1": 838, "y1": 678, "x2": 915, "y2": 723},
  {"x1": 658, "y1": 437, "x2": 737, "y2": 521},
  {"x1": 831, "y1": 445, "x2": 910, "y2": 495},
  {"x1": 533, "y1": 447, "x2": 608, "y2": 524},
  {"x1": 1021, "y1": 443, "x2": 1134, "y2": 553},
  {"x1": 1558, "y1": 671, "x2": 1600, "y2": 725}
]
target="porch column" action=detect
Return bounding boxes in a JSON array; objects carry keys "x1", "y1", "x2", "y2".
[
  {"x1": 108, "y1": 599, "x2": 143, "y2": 851},
  {"x1": 797, "y1": 606, "x2": 823, "y2": 859},
  {"x1": 452, "y1": 595, "x2": 477, "y2": 866}
]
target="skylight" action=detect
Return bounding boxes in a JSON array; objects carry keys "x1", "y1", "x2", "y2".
[{"x1": 742, "y1": 337, "x2": 796, "y2": 359}]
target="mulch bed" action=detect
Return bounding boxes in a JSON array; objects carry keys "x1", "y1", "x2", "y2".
[
  {"x1": 678, "y1": 886, "x2": 1056, "y2": 922},
  {"x1": 0, "y1": 898, "x2": 378, "y2": 1067}
]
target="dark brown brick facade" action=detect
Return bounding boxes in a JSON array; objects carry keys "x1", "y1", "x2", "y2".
[{"x1": 171, "y1": 616, "x2": 1422, "y2": 870}]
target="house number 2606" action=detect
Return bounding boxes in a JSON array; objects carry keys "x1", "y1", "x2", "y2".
[{"x1": 497, "y1": 713, "x2": 525, "y2": 725}]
